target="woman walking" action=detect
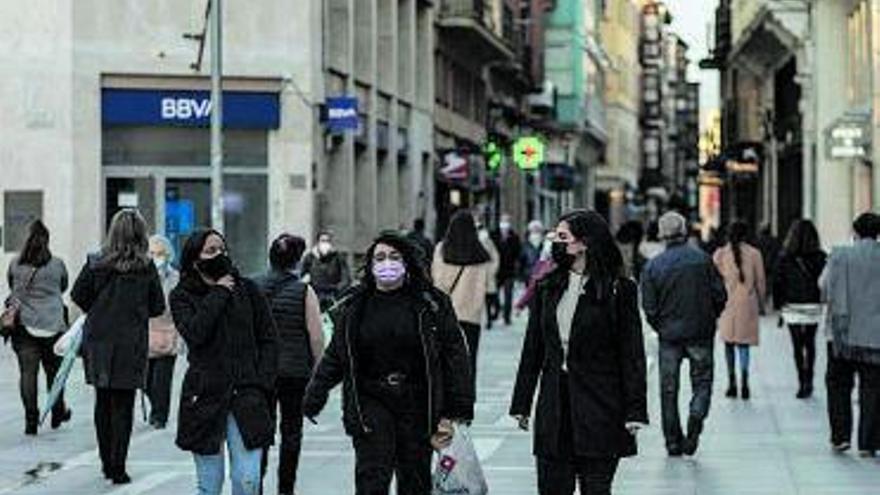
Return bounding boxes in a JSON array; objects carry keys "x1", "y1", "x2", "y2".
[
  {"x1": 303, "y1": 231, "x2": 473, "y2": 495},
  {"x1": 5, "y1": 220, "x2": 71, "y2": 435},
  {"x1": 432, "y1": 211, "x2": 494, "y2": 388},
  {"x1": 71, "y1": 210, "x2": 166, "y2": 484},
  {"x1": 774, "y1": 220, "x2": 826, "y2": 399},
  {"x1": 714, "y1": 220, "x2": 766, "y2": 400},
  {"x1": 510, "y1": 210, "x2": 648, "y2": 495},
  {"x1": 145, "y1": 235, "x2": 181, "y2": 429},
  {"x1": 256, "y1": 234, "x2": 324, "y2": 495},
  {"x1": 170, "y1": 229, "x2": 278, "y2": 495}
]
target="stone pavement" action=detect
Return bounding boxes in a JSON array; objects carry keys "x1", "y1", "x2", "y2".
[{"x1": 0, "y1": 314, "x2": 876, "y2": 494}]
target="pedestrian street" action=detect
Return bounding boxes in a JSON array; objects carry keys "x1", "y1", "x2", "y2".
[{"x1": 0, "y1": 315, "x2": 876, "y2": 494}]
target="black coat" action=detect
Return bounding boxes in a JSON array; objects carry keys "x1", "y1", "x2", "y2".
[
  {"x1": 71, "y1": 256, "x2": 165, "y2": 390},
  {"x1": 169, "y1": 274, "x2": 279, "y2": 455},
  {"x1": 255, "y1": 270, "x2": 313, "y2": 379},
  {"x1": 301, "y1": 251, "x2": 351, "y2": 298},
  {"x1": 303, "y1": 285, "x2": 474, "y2": 437},
  {"x1": 491, "y1": 230, "x2": 522, "y2": 282},
  {"x1": 773, "y1": 251, "x2": 827, "y2": 309},
  {"x1": 510, "y1": 273, "x2": 648, "y2": 459}
]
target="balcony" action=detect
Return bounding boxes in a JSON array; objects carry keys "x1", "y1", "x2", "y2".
[{"x1": 437, "y1": 0, "x2": 516, "y2": 64}]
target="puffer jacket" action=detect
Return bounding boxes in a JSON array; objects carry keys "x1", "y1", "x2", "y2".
[
  {"x1": 302, "y1": 285, "x2": 474, "y2": 437},
  {"x1": 255, "y1": 270, "x2": 313, "y2": 379},
  {"x1": 170, "y1": 274, "x2": 278, "y2": 455}
]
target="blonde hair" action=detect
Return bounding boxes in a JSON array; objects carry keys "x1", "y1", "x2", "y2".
[{"x1": 102, "y1": 209, "x2": 150, "y2": 272}]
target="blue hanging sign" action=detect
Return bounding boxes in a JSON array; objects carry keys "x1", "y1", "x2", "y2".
[
  {"x1": 325, "y1": 97, "x2": 359, "y2": 133},
  {"x1": 101, "y1": 88, "x2": 280, "y2": 129}
]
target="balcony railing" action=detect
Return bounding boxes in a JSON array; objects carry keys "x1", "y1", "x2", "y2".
[{"x1": 439, "y1": 0, "x2": 495, "y2": 32}]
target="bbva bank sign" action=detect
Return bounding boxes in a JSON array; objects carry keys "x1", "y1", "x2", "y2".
[{"x1": 102, "y1": 89, "x2": 280, "y2": 129}]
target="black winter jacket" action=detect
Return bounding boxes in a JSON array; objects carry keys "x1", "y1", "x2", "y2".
[
  {"x1": 255, "y1": 270, "x2": 313, "y2": 379},
  {"x1": 773, "y1": 251, "x2": 827, "y2": 309},
  {"x1": 301, "y1": 251, "x2": 351, "y2": 299},
  {"x1": 71, "y1": 255, "x2": 165, "y2": 390},
  {"x1": 510, "y1": 273, "x2": 648, "y2": 459},
  {"x1": 303, "y1": 285, "x2": 474, "y2": 437},
  {"x1": 170, "y1": 274, "x2": 278, "y2": 455},
  {"x1": 640, "y1": 242, "x2": 727, "y2": 343}
]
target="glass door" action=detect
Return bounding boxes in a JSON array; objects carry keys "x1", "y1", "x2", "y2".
[
  {"x1": 165, "y1": 178, "x2": 211, "y2": 266},
  {"x1": 106, "y1": 177, "x2": 157, "y2": 233}
]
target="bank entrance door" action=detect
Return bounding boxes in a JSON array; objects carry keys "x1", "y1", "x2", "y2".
[{"x1": 104, "y1": 169, "x2": 266, "y2": 275}]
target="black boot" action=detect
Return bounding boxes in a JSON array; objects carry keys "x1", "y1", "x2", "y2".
[
  {"x1": 725, "y1": 373, "x2": 737, "y2": 398},
  {"x1": 683, "y1": 417, "x2": 703, "y2": 456},
  {"x1": 24, "y1": 412, "x2": 38, "y2": 436},
  {"x1": 796, "y1": 371, "x2": 810, "y2": 399},
  {"x1": 741, "y1": 372, "x2": 751, "y2": 400}
]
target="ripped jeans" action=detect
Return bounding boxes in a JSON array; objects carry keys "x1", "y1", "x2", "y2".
[{"x1": 194, "y1": 414, "x2": 262, "y2": 495}]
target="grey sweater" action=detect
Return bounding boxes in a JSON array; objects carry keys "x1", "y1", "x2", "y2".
[
  {"x1": 6, "y1": 257, "x2": 69, "y2": 334},
  {"x1": 822, "y1": 240, "x2": 880, "y2": 363}
]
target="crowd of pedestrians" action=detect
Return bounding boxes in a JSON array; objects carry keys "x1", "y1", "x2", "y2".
[{"x1": 2, "y1": 206, "x2": 879, "y2": 494}]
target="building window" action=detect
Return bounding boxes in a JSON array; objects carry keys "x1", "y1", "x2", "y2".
[{"x1": 3, "y1": 191, "x2": 43, "y2": 253}]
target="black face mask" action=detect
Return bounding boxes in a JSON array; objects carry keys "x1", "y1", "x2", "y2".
[
  {"x1": 196, "y1": 253, "x2": 232, "y2": 280},
  {"x1": 551, "y1": 241, "x2": 575, "y2": 268}
]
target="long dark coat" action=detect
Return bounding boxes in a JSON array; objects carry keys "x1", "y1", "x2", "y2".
[
  {"x1": 71, "y1": 255, "x2": 165, "y2": 390},
  {"x1": 510, "y1": 272, "x2": 648, "y2": 459},
  {"x1": 169, "y1": 274, "x2": 278, "y2": 455}
]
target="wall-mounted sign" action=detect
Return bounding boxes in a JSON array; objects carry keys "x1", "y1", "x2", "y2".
[
  {"x1": 101, "y1": 89, "x2": 280, "y2": 129},
  {"x1": 826, "y1": 113, "x2": 871, "y2": 160},
  {"x1": 513, "y1": 136, "x2": 545, "y2": 170},
  {"x1": 325, "y1": 97, "x2": 360, "y2": 133},
  {"x1": 440, "y1": 152, "x2": 468, "y2": 182}
]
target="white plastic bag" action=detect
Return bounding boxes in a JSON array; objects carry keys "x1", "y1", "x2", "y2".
[
  {"x1": 54, "y1": 315, "x2": 86, "y2": 357},
  {"x1": 432, "y1": 426, "x2": 488, "y2": 495}
]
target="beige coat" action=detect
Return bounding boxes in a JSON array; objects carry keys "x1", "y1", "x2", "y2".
[
  {"x1": 714, "y1": 244, "x2": 766, "y2": 346},
  {"x1": 432, "y1": 243, "x2": 492, "y2": 325}
]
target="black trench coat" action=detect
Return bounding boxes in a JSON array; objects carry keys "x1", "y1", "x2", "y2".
[
  {"x1": 170, "y1": 274, "x2": 278, "y2": 455},
  {"x1": 510, "y1": 272, "x2": 648, "y2": 459}
]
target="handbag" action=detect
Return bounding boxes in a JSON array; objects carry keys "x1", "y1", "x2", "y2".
[{"x1": 1, "y1": 267, "x2": 39, "y2": 336}]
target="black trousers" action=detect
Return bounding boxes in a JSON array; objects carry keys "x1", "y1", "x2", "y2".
[
  {"x1": 12, "y1": 331, "x2": 65, "y2": 426},
  {"x1": 94, "y1": 388, "x2": 136, "y2": 475},
  {"x1": 145, "y1": 356, "x2": 176, "y2": 425},
  {"x1": 788, "y1": 324, "x2": 817, "y2": 388},
  {"x1": 485, "y1": 294, "x2": 500, "y2": 328},
  {"x1": 826, "y1": 343, "x2": 880, "y2": 451},
  {"x1": 538, "y1": 375, "x2": 620, "y2": 495},
  {"x1": 500, "y1": 277, "x2": 515, "y2": 325},
  {"x1": 352, "y1": 394, "x2": 432, "y2": 495},
  {"x1": 261, "y1": 376, "x2": 308, "y2": 495},
  {"x1": 459, "y1": 321, "x2": 481, "y2": 393},
  {"x1": 659, "y1": 341, "x2": 714, "y2": 451},
  {"x1": 537, "y1": 457, "x2": 620, "y2": 495}
]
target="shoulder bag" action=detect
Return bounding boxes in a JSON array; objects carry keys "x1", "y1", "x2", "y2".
[{"x1": 2, "y1": 267, "x2": 39, "y2": 337}]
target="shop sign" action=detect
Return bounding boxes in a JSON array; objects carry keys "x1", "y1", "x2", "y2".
[
  {"x1": 826, "y1": 114, "x2": 871, "y2": 160},
  {"x1": 325, "y1": 97, "x2": 359, "y2": 133},
  {"x1": 101, "y1": 89, "x2": 280, "y2": 129}
]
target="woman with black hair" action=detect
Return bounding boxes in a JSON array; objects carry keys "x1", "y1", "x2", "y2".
[
  {"x1": 256, "y1": 233, "x2": 324, "y2": 495},
  {"x1": 774, "y1": 219, "x2": 826, "y2": 398},
  {"x1": 714, "y1": 220, "x2": 766, "y2": 400},
  {"x1": 169, "y1": 229, "x2": 278, "y2": 495},
  {"x1": 432, "y1": 210, "x2": 494, "y2": 387},
  {"x1": 5, "y1": 220, "x2": 71, "y2": 435},
  {"x1": 510, "y1": 210, "x2": 648, "y2": 495},
  {"x1": 303, "y1": 231, "x2": 474, "y2": 495},
  {"x1": 71, "y1": 210, "x2": 166, "y2": 484}
]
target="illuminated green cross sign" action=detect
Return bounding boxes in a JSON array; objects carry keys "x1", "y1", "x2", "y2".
[{"x1": 513, "y1": 136, "x2": 545, "y2": 170}]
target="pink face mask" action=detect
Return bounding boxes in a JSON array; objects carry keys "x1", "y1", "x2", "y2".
[{"x1": 373, "y1": 260, "x2": 407, "y2": 285}]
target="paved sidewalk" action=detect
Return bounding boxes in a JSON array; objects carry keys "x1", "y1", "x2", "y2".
[{"x1": 0, "y1": 315, "x2": 876, "y2": 494}]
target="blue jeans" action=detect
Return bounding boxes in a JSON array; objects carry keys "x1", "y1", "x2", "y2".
[{"x1": 194, "y1": 414, "x2": 262, "y2": 495}]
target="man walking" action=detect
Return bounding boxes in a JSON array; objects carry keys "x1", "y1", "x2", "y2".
[
  {"x1": 641, "y1": 212, "x2": 727, "y2": 457},
  {"x1": 491, "y1": 213, "x2": 522, "y2": 327},
  {"x1": 821, "y1": 212, "x2": 880, "y2": 457}
]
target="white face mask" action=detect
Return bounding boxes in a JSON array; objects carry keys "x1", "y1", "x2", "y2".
[
  {"x1": 528, "y1": 232, "x2": 543, "y2": 248},
  {"x1": 153, "y1": 256, "x2": 169, "y2": 271},
  {"x1": 478, "y1": 230, "x2": 490, "y2": 243},
  {"x1": 318, "y1": 241, "x2": 332, "y2": 255},
  {"x1": 500, "y1": 221, "x2": 511, "y2": 232}
]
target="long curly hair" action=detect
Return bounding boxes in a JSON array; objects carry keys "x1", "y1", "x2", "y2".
[{"x1": 361, "y1": 231, "x2": 433, "y2": 292}]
